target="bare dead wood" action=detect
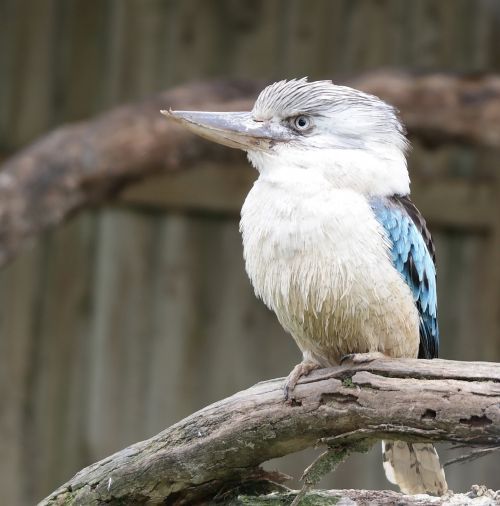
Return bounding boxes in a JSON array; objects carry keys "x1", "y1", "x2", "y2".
[
  {"x1": 1, "y1": 72, "x2": 500, "y2": 267},
  {"x1": 39, "y1": 358, "x2": 500, "y2": 505}
]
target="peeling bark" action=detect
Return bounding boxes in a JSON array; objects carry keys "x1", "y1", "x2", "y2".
[{"x1": 39, "y1": 358, "x2": 500, "y2": 505}]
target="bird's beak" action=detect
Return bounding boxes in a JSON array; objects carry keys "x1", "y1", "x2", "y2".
[{"x1": 161, "y1": 109, "x2": 282, "y2": 151}]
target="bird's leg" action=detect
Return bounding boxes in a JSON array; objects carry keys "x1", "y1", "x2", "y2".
[
  {"x1": 284, "y1": 359, "x2": 320, "y2": 401},
  {"x1": 340, "y1": 351, "x2": 386, "y2": 365}
]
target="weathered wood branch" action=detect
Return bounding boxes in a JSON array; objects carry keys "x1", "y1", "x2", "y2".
[
  {"x1": 0, "y1": 79, "x2": 258, "y2": 267},
  {"x1": 1, "y1": 72, "x2": 500, "y2": 267},
  {"x1": 40, "y1": 358, "x2": 500, "y2": 505}
]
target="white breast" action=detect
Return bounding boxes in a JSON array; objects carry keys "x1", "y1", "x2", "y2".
[{"x1": 240, "y1": 171, "x2": 420, "y2": 365}]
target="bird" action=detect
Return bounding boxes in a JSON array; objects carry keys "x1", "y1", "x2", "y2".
[{"x1": 162, "y1": 78, "x2": 448, "y2": 496}]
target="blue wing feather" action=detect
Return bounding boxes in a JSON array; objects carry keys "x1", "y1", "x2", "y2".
[{"x1": 370, "y1": 196, "x2": 439, "y2": 359}]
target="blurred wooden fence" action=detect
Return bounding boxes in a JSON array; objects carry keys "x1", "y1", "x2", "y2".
[{"x1": 1, "y1": 1, "x2": 499, "y2": 504}]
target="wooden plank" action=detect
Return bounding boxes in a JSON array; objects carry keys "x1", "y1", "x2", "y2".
[
  {"x1": 118, "y1": 164, "x2": 496, "y2": 230},
  {"x1": 86, "y1": 209, "x2": 159, "y2": 458},
  {"x1": 48, "y1": 0, "x2": 108, "y2": 122},
  {"x1": 167, "y1": 0, "x2": 224, "y2": 83},
  {"x1": 118, "y1": 162, "x2": 256, "y2": 215},
  {"x1": 277, "y1": 0, "x2": 337, "y2": 78},
  {"x1": 6, "y1": 0, "x2": 56, "y2": 147},
  {"x1": 114, "y1": 0, "x2": 172, "y2": 101},
  {"x1": 0, "y1": 239, "x2": 45, "y2": 505},
  {"x1": 23, "y1": 214, "x2": 97, "y2": 501},
  {"x1": 478, "y1": 176, "x2": 500, "y2": 360},
  {"x1": 142, "y1": 213, "x2": 209, "y2": 431},
  {"x1": 0, "y1": 0, "x2": 16, "y2": 146},
  {"x1": 411, "y1": 179, "x2": 495, "y2": 229},
  {"x1": 99, "y1": 0, "x2": 127, "y2": 107},
  {"x1": 227, "y1": 0, "x2": 286, "y2": 78}
]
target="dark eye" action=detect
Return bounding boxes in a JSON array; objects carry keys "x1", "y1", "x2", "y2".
[{"x1": 292, "y1": 115, "x2": 312, "y2": 131}]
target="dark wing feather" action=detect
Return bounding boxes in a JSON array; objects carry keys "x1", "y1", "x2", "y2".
[
  {"x1": 394, "y1": 195, "x2": 436, "y2": 262},
  {"x1": 371, "y1": 195, "x2": 439, "y2": 359}
]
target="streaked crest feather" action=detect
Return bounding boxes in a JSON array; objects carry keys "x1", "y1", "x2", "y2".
[{"x1": 252, "y1": 77, "x2": 408, "y2": 152}]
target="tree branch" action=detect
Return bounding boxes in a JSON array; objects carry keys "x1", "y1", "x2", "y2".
[
  {"x1": 2, "y1": 72, "x2": 500, "y2": 267},
  {"x1": 40, "y1": 358, "x2": 500, "y2": 505}
]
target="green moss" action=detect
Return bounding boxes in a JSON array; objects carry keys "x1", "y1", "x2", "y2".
[
  {"x1": 234, "y1": 491, "x2": 339, "y2": 505},
  {"x1": 341, "y1": 377, "x2": 354, "y2": 388},
  {"x1": 303, "y1": 448, "x2": 349, "y2": 486}
]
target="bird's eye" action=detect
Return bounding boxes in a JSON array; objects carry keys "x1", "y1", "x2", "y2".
[{"x1": 292, "y1": 115, "x2": 312, "y2": 131}]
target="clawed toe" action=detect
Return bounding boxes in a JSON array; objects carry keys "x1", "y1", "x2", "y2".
[
  {"x1": 284, "y1": 360, "x2": 320, "y2": 401},
  {"x1": 340, "y1": 353, "x2": 355, "y2": 365},
  {"x1": 340, "y1": 351, "x2": 386, "y2": 365}
]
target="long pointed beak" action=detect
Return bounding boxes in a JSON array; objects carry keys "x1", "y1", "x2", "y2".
[{"x1": 161, "y1": 109, "x2": 283, "y2": 151}]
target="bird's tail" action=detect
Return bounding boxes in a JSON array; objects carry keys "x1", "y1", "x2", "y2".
[{"x1": 382, "y1": 440, "x2": 448, "y2": 496}]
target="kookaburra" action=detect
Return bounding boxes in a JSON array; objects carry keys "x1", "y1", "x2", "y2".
[{"x1": 163, "y1": 78, "x2": 447, "y2": 496}]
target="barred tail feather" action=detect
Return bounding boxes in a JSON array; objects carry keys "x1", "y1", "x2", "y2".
[{"x1": 382, "y1": 440, "x2": 448, "y2": 496}]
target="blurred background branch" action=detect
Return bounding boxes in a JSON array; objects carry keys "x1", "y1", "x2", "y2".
[{"x1": 1, "y1": 72, "x2": 499, "y2": 268}]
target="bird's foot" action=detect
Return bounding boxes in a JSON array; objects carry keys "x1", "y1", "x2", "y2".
[
  {"x1": 340, "y1": 351, "x2": 386, "y2": 365},
  {"x1": 284, "y1": 360, "x2": 320, "y2": 402}
]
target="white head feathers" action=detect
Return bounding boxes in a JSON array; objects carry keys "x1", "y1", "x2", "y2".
[{"x1": 248, "y1": 77, "x2": 410, "y2": 197}]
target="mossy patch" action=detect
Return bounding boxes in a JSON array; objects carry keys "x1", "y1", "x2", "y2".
[
  {"x1": 341, "y1": 377, "x2": 354, "y2": 388},
  {"x1": 234, "y1": 490, "x2": 340, "y2": 505}
]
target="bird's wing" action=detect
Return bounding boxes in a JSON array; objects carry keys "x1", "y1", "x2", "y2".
[{"x1": 370, "y1": 195, "x2": 438, "y2": 359}]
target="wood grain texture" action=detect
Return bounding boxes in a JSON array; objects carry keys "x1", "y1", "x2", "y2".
[{"x1": 40, "y1": 358, "x2": 500, "y2": 505}]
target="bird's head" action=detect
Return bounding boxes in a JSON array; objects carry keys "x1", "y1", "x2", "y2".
[{"x1": 163, "y1": 78, "x2": 410, "y2": 196}]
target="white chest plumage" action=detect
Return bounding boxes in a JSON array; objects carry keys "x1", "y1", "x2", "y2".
[{"x1": 240, "y1": 173, "x2": 420, "y2": 365}]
